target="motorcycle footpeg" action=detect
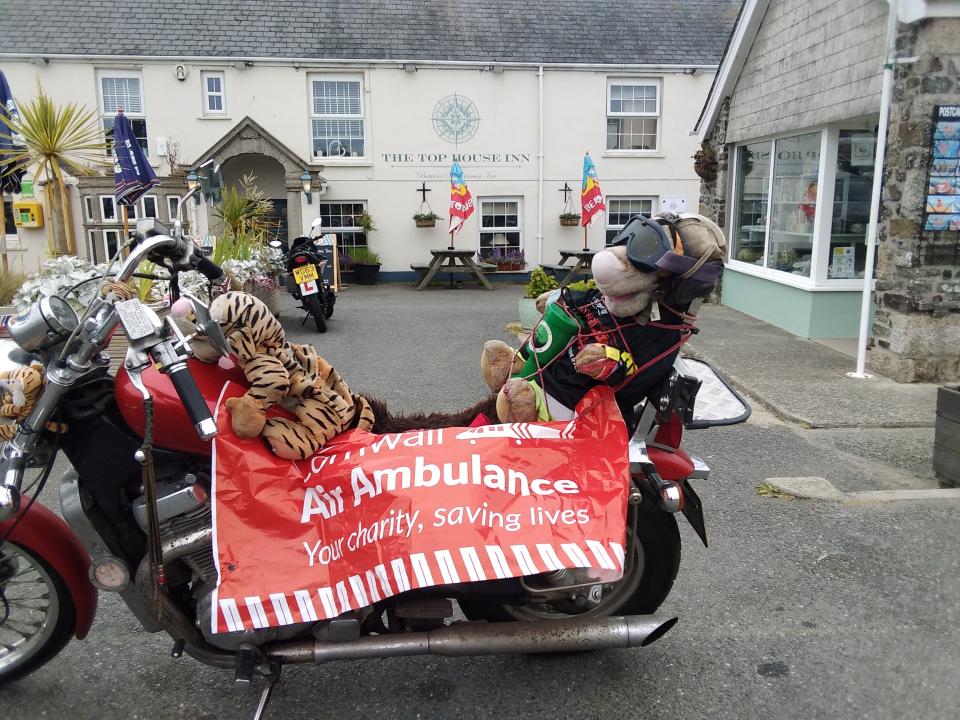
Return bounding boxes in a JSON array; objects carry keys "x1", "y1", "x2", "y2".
[{"x1": 234, "y1": 643, "x2": 260, "y2": 692}]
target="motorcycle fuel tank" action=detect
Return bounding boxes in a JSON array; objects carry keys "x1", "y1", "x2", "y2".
[{"x1": 114, "y1": 356, "x2": 246, "y2": 456}]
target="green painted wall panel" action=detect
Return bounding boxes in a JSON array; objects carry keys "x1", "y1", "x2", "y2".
[{"x1": 721, "y1": 271, "x2": 875, "y2": 339}]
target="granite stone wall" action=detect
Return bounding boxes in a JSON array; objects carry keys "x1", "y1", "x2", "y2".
[{"x1": 873, "y1": 17, "x2": 960, "y2": 382}]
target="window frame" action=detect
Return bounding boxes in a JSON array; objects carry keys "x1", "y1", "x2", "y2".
[
  {"x1": 605, "y1": 78, "x2": 662, "y2": 154},
  {"x1": 140, "y1": 195, "x2": 159, "y2": 219},
  {"x1": 727, "y1": 126, "x2": 874, "y2": 291},
  {"x1": 89, "y1": 228, "x2": 122, "y2": 264},
  {"x1": 99, "y1": 195, "x2": 117, "y2": 224},
  {"x1": 316, "y1": 200, "x2": 368, "y2": 256},
  {"x1": 97, "y1": 69, "x2": 148, "y2": 156},
  {"x1": 309, "y1": 74, "x2": 367, "y2": 161},
  {"x1": 201, "y1": 71, "x2": 227, "y2": 116},
  {"x1": 167, "y1": 196, "x2": 182, "y2": 223},
  {"x1": 478, "y1": 197, "x2": 523, "y2": 256},
  {"x1": 83, "y1": 196, "x2": 95, "y2": 222},
  {"x1": 604, "y1": 196, "x2": 657, "y2": 245}
]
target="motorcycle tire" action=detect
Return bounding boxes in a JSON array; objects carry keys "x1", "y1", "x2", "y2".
[
  {"x1": 304, "y1": 294, "x2": 327, "y2": 333},
  {"x1": 0, "y1": 542, "x2": 77, "y2": 684},
  {"x1": 458, "y1": 503, "x2": 680, "y2": 622}
]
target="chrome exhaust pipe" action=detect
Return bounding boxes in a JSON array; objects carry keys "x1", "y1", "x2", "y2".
[{"x1": 268, "y1": 615, "x2": 677, "y2": 664}]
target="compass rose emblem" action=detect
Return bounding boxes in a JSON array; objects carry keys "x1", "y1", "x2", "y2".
[{"x1": 432, "y1": 94, "x2": 480, "y2": 144}]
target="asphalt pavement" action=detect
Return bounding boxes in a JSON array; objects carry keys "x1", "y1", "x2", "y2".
[{"x1": 3, "y1": 284, "x2": 957, "y2": 720}]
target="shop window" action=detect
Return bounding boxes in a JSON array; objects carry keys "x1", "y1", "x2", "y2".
[
  {"x1": 202, "y1": 72, "x2": 226, "y2": 115},
  {"x1": 605, "y1": 197, "x2": 655, "y2": 245},
  {"x1": 479, "y1": 199, "x2": 522, "y2": 255},
  {"x1": 310, "y1": 77, "x2": 365, "y2": 158},
  {"x1": 732, "y1": 133, "x2": 822, "y2": 279},
  {"x1": 731, "y1": 143, "x2": 771, "y2": 266},
  {"x1": 828, "y1": 130, "x2": 876, "y2": 279},
  {"x1": 606, "y1": 80, "x2": 660, "y2": 152},
  {"x1": 99, "y1": 71, "x2": 148, "y2": 155},
  {"x1": 316, "y1": 201, "x2": 367, "y2": 255},
  {"x1": 766, "y1": 132, "x2": 820, "y2": 277}
]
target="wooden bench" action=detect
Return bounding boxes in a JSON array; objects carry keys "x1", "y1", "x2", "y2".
[
  {"x1": 539, "y1": 263, "x2": 572, "y2": 277},
  {"x1": 412, "y1": 262, "x2": 497, "y2": 282}
]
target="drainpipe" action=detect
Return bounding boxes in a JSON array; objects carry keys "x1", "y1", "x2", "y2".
[
  {"x1": 537, "y1": 65, "x2": 544, "y2": 266},
  {"x1": 849, "y1": 0, "x2": 903, "y2": 379}
]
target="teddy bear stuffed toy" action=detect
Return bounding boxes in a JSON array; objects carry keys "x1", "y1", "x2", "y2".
[
  {"x1": 192, "y1": 291, "x2": 374, "y2": 460},
  {"x1": 482, "y1": 212, "x2": 725, "y2": 424}
]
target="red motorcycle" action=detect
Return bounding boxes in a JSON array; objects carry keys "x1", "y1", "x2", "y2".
[{"x1": 0, "y1": 212, "x2": 748, "y2": 717}]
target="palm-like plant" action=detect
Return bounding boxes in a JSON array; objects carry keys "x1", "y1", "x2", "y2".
[{"x1": 0, "y1": 84, "x2": 108, "y2": 255}]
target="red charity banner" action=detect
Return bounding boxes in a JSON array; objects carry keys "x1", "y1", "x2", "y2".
[{"x1": 210, "y1": 385, "x2": 630, "y2": 634}]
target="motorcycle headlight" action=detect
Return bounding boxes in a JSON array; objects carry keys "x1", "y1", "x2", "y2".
[{"x1": 8, "y1": 296, "x2": 79, "y2": 353}]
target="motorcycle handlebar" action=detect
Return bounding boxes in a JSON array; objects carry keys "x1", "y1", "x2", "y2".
[
  {"x1": 166, "y1": 363, "x2": 218, "y2": 441},
  {"x1": 192, "y1": 254, "x2": 225, "y2": 282}
]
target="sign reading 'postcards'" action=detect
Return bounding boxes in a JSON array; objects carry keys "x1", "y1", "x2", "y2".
[{"x1": 924, "y1": 105, "x2": 960, "y2": 232}]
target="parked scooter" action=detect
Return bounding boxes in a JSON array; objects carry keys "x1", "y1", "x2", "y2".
[
  {"x1": 0, "y1": 192, "x2": 750, "y2": 717},
  {"x1": 272, "y1": 218, "x2": 336, "y2": 333}
]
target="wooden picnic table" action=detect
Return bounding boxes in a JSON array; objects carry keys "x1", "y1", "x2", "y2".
[
  {"x1": 412, "y1": 248, "x2": 495, "y2": 291},
  {"x1": 541, "y1": 249, "x2": 598, "y2": 288}
]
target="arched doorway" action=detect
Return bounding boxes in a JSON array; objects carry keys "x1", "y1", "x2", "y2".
[{"x1": 220, "y1": 153, "x2": 288, "y2": 246}]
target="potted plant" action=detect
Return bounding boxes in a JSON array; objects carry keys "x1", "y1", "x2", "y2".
[
  {"x1": 356, "y1": 210, "x2": 377, "y2": 233},
  {"x1": 499, "y1": 249, "x2": 525, "y2": 271},
  {"x1": 350, "y1": 246, "x2": 382, "y2": 285},
  {"x1": 0, "y1": 268, "x2": 25, "y2": 317},
  {"x1": 413, "y1": 212, "x2": 438, "y2": 228},
  {"x1": 519, "y1": 266, "x2": 558, "y2": 329},
  {"x1": 559, "y1": 212, "x2": 581, "y2": 227}
]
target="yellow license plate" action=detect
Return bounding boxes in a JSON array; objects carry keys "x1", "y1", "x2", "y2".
[{"x1": 293, "y1": 264, "x2": 319, "y2": 284}]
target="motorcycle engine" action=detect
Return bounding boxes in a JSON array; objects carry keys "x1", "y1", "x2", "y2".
[{"x1": 133, "y1": 474, "x2": 312, "y2": 650}]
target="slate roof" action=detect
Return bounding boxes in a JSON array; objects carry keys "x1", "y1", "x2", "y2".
[{"x1": 0, "y1": 0, "x2": 741, "y2": 66}]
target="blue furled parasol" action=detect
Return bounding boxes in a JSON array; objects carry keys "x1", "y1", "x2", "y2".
[
  {"x1": 0, "y1": 70, "x2": 26, "y2": 194},
  {"x1": 113, "y1": 111, "x2": 158, "y2": 206}
]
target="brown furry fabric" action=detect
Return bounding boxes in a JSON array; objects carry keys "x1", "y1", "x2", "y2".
[{"x1": 364, "y1": 394, "x2": 499, "y2": 434}]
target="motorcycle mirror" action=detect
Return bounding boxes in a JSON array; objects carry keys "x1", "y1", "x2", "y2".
[
  {"x1": 179, "y1": 293, "x2": 231, "y2": 358},
  {"x1": 310, "y1": 218, "x2": 323, "y2": 230}
]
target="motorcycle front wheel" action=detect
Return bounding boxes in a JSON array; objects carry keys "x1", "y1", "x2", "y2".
[
  {"x1": 459, "y1": 504, "x2": 680, "y2": 622},
  {"x1": 304, "y1": 294, "x2": 327, "y2": 333},
  {"x1": 0, "y1": 542, "x2": 76, "y2": 684}
]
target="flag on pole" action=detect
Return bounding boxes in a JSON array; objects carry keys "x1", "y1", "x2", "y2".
[
  {"x1": 448, "y1": 162, "x2": 475, "y2": 239},
  {"x1": 113, "y1": 112, "x2": 158, "y2": 206},
  {"x1": 0, "y1": 70, "x2": 26, "y2": 194},
  {"x1": 580, "y1": 152, "x2": 605, "y2": 227}
]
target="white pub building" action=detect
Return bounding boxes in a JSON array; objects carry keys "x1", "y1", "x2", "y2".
[{"x1": 1, "y1": 0, "x2": 740, "y2": 277}]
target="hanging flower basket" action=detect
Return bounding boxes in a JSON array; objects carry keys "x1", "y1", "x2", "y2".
[
  {"x1": 693, "y1": 143, "x2": 719, "y2": 182},
  {"x1": 559, "y1": 215, "x2": 581, "y2": 227},
  {"x1": 414, "y1": 212, "x2": 439, "y2": 228}
]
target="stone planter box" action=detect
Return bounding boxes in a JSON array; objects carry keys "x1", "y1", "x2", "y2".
[{"x1": 934, "y1": 385, "x2": 960, "y2": 488}]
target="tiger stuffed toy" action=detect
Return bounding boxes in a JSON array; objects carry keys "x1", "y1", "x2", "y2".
[
  {"x1": 207, "y1": 291, "x2": 374, "y2": 460},
  {"x1": 0, "y1": 364, "x2": 68, "y2": 441}
]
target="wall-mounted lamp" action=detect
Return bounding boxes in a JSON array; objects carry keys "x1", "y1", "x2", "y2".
[
  {"x1": 683, "y1": 68, "x2": 698, "y2": 76},
  {"x1": 175, "y1": 64, "x2": 187, "y2": 81},
  {"x1": 301, "y1": 170, "x2": 313, "y2": 204},
  {"x1": 490, "y1": 64, "x2": 504, "y2": 74},
  {"x1": 402, "y1": 63, "x2": 417, "y2": 73}
]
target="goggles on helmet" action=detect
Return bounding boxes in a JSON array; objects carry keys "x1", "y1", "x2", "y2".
[{"x1": 609, "y1": 215, "x2": 676, "y2": 272}]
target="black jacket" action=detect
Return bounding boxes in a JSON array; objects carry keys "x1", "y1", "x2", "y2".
[{"x1": 538, "y1": 289, "x2": 685, "y2": 420}]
